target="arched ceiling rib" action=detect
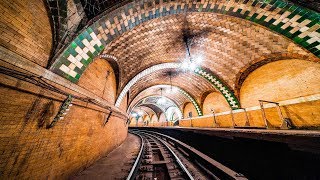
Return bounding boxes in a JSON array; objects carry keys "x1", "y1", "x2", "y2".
[
  {"x1": 129, "y1": 69, "x2": 213, "y2": 105},
  {"x1": 130, "y1": 85, "x2": 190, "y2": 111}
]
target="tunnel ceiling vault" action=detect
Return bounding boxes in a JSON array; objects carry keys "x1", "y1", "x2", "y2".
[
  {"x1": 50, "y1": 0, "x2": 319, "y2": 83},
  {"x1": 48, "y1": 0, "x2": 319, "y2": 111}
]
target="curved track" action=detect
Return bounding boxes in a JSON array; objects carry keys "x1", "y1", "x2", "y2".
[{"x1": 127, "y1": 129, "x2": 247, "y2": 180}]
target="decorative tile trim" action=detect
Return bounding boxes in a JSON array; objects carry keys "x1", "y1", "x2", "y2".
[
  {"x1": 51, "y1": 0, "x2": 320, "y2": 83},
  {"x1": 194, "y1": 67, "x2": 240, "y2": 109},
  {"x1": 178, "y1": 88, "x2": 203, "y2": 116},
  {"x1": 115, "y1": 63, "x2": 181, "y2": 107}
]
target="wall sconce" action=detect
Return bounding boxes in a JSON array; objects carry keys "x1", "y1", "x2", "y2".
[{"x1": 47, "y1": 95, "x2": 73, "y2": 128}]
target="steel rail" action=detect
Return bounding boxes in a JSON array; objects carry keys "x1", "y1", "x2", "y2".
[
  {"x1": 140, "y1": 131, "x2": 194, "y2": 180},
  {"x1": 137, "y1": 130, "x2": 247, "y2": 180},
  {"x1": 126, "y1": 131, "x2": 145, "y2": 180}
]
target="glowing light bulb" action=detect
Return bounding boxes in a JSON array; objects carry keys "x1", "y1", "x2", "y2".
[
  {"x1": 189, "y1": 63, "x2": 197, "y2": 71},
  {"x1": 194, "y1": 55, "x2": 203, "y2": 64},
  {"x1": 157, "y1": 97, "x2": 166, "y2": 104},
  {"x1": 131, "y1": 113, "x2": 137, "y2": 117},
  {"x1": 181, "y1": 61, "x2": 189, "y2": 69}
]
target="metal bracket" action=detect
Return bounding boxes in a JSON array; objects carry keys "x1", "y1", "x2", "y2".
[
  {"x1": 47, "y1": 95, "x2": 73, "y2": 129},
  {"x1": 103, "y1": 112, "x2": 112, "y2": 126},
  {"x1": 259, "y1": 100, "x2": 292, "y2": 129}
]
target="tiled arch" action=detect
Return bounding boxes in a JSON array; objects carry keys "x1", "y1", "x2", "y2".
[
  {"x1": 129, "y1": 84, "x2": 203, "y2": 116},
  {"x1": 50, "y1": 0, "x2": 319, "y2": 83},
  {"x1": 114, "y1": 63, "x2": 240, "y2": 111},
  {"x1": 130, "y1": 95, "x2": 183, "y2": 119}
]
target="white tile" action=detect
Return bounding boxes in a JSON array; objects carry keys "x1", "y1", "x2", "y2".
[
  {"x1": 82, "y1": 39, "x2": 90, "y2": 46},
  {"x1": 89, "y1": 46, "x2": 95, "y2": 53},
  {"x1": 69, "y1": 70, "x2": 77, "y2": 78},
  {"x1": 299, "y1": 26, "x2": 309, "y2": 32},
  {"x1": 289, "y1": 15, "x2": 301, "y2": 23},
  {"x1": 59, "y1": 64, "x2": 70, "y2": 74},
  {"x1": 81, "y1": 53, "x2": 90, "y2": 60},
  {"x1": 67, "y1": 55, "x2": 77, "y2": 63},
  {"x1": 75, "y1": 46, "x2": 83, "y2": 54},
  {"x1": 298, "y1": 19, "x2": 311, "y2": 27},
  {"x1": 68, "y1": 63, "x2": 76, "y2": 70},
  {"x1": 76, "y1": 54, "x2": 82, "y2": 61},
  {"x1": 307, "y1": 37, "x2": 319, "y2": 44},
  {"x1": 83, "y1": 47, "x2": 89, "y2": 53},
  {"x1": 289, "y1": 27, "x2": 300, "y2": 34},
  {"x1": 90, "y1": 32, "x2": 98, "y2": 40},
  {"x1": 90, "y1": 40, "x2": 96, "y2": 46},
  {"x1": 281, "y1": 22, "x2": 291, "y2": 30},
  {"x1": 75, "y1": 61, "x2": 83, "y2": 69}
]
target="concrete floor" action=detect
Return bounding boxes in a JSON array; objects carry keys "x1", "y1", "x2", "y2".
[{"x1": 72, "y1": 133, "x2": 141, "y2": 180}]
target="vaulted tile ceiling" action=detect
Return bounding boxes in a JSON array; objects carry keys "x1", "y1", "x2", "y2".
[{"x1": 47, "y1": 0, "x2": 320, "y2": 117}]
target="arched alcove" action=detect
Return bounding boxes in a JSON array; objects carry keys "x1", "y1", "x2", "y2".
[
  {"x1": 159, "y1": 113, "x2": 166, "y2": 122},
  {"x1": 151, "y1": 114, "x2": 158, "y2": 122},
  {"x1": 202, "y1": 92, "x2": 230, "y2": 115},
  {"x1": 183, "y1": 102, "x2": 197, "y2": 118},
  {"x1": 240, "y1": 59, "x2": 320, "y2": 108}
]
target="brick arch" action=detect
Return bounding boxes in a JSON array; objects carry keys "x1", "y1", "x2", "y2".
[
  {"x1": 128, "y1": 84, "x2": 202, "y2": 116},
  {"x1": 234, "y1": 53, "x2": 320, "y2": 98},
  {"x1": 130, "y1": 95, "x2": 182, "y2": 118},
  {"x1": 50, "y1": 0, "x2": 319, "y2": 83},
  {"x1": 199, "y1": 90, "x2": 215, "y2": 111},
  {"x1": 99, "y1": 54, "x2": 121, "y2": 94},
  {"x1": 183, "y1": 102, "x2": 197, "y2": 118}
]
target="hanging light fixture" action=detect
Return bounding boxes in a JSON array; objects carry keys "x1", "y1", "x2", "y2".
[
  {"x1": 166, "y1": 72, "x2": 176, "y2": 94},
  {"x1": 157, "y1": 88, "x2": 166, "y2": 105},
  {"x1": 181, "y1": 27, "x2": 203, "y2": 70}
]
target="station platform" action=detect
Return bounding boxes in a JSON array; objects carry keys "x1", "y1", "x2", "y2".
[
  {"x1": 130, "y1": 127, "x2": 320, "y2": 153},
  {"x1": 72, "y1": 133, "x2": 141, "y2": 180}
]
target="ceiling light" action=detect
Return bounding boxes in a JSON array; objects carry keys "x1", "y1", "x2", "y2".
[
  {"x1": 157, "y1": 97, "x2": 167, "y2": 105},
  {"x1": 194, "y1": 55, "x2": 203, "y2": 64},
  {"x1": 189, "y1": 63, "x2": 197, "y2": 70},
  {"x1": 131, "y1": 113, "x2": 137, "y2": 117},
  {"x1": 181, "y1": 61, "x2": 189, "y2": 69}
]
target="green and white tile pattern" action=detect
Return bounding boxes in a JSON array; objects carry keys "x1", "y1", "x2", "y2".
[
  {"x1": 194, "y1": 67, "x2": 240, "y2": 109},
  {"x1": 178, "y1": 88, "x2": 203, "y2": 116}
]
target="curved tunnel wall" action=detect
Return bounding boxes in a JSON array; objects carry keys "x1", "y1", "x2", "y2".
[
  {"x1": 0, "y1": 0, "x2": 52, "y2": 67},
  {"x1": 78, "y1": 58, "x2": 117, "y2": 104},
  {"x1": 0, "y1": 1, "x2": 128, "y2": 178}
]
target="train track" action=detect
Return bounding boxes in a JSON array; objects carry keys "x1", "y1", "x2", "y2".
[{"x1": 127, "y1": 129, "x2": 247, "y2": 180}]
